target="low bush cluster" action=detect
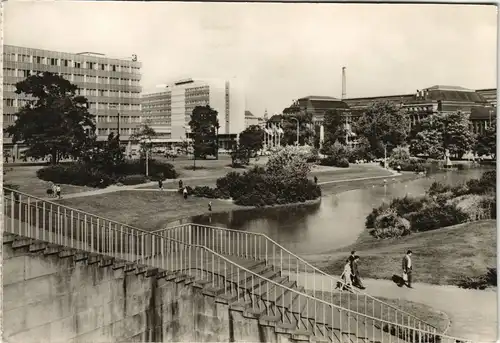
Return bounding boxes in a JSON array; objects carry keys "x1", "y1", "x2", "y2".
[
  {"x1": 37, "y1": 164, "x2": 114, "y2": 188},
  {"x1": 366, "y1": 170, "x2": 496, "y2": 238},
  {"x1": 182, "y1": 166, "x2": 321, "y2": 207},
  {"x1": 37, "y1": 159, "x2": 178, "y2": 188},
  {"x1": 456, "y1": 268, "x2": 497, "y2": 290},
  {"x1": 319, "y1": 156, "x2": 349, "y2": 168}
]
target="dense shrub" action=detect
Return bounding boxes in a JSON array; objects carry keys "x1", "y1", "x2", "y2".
[
  {"x1": 426, "y1": 181, "x2": 452, "y2": 196},
  {"x1": 448, "y1": 194, "x2": 493, "y2": 221},
  {"x1": 371, "y1": 209, "x2": 411, "y2": 238},
  {"x1": 319, "y1": 156, "x2": 349, "y2": 168},
  {"x1": 37, "y1": 163, "x2": 113, "y2": 188},
  {"x1": 119, "y1": 175, "x2": 149, "y2": 185},
  {"x1": 118, "y1": 159, "x2": 178, "y2": 179},
  {"x1": 456, "y1": 268, "x2": 497, "y2": 290},
  {"x1": 191, "y1": 186, "x2": 230, "y2": 199},
  {"x1": 36, "y1": 159, "x2": 178, "y2": 189},
  {"x1": 187, "y1": 164, "x2": 321, "y2": 207},
  {"x1": 408, "y1": 203, "x2": 468, "y2": 232},
  {"x1": 365, "y1": 203, "x2": 390, "y2": 228},
  {"x1": 390, "y1": 196, "x2": 427, "y2": 216}
]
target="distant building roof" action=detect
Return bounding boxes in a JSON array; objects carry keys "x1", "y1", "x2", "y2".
[
  {"x1": 425, "y1": 85, "x2": 473, "y2": 92},
  {"x1": 245, "y1": 110, "x2": 255, "y2": 118},
  {"x1": 297, "y1": 95, "x2": 341, "y2": 101}
]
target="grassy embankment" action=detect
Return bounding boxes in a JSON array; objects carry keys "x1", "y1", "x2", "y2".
[{"x1": 313, "y1": 220, "x2": 496, "y2": 286}]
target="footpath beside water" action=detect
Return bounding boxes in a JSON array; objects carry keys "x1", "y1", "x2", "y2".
[{"x1": 287, "y1": 272, "x2": 497, "y2": 342}]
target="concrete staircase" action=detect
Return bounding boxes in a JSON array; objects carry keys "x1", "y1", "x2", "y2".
[{"x1": 2, "y1": 187, "x2": 468, "y2": 343}]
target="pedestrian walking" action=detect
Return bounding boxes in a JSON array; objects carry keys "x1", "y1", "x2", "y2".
[
  {"x1": 314, "y1": 176, "x2": 318, "y2": 184},
  {"x1": 340, "y1": 259, "x2": 353, "y2": 291},
  {"x1": 348, "y1": 250, "x2": 356, "y2": 267},
  {"x1": 352, "y1": 256, "x2": 365, "y2": 289},
  {"x1": 158, "y1": 179, "x2": 163, "y2": 191},
  {"x1": 4, "y1": 154, "x2": 9, "y2": 163},
  {"x1": 55, "y1": 184, "x2": 62, "y2": 199},
  {"x1": 402, "y1": 250, "x2": 413, "y2": 288},
  {"x1": 208, "y1": 201, "x2": 212, "y2": 212},
  {"x1": 183, "y1": 187, "x2": 188, "y2": 200},
  {"x1": 178, "y1": 179, "x2": 183, "y2": 190}
]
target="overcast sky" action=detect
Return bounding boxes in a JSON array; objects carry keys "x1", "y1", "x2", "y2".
[{"x1": 4, "y1": 2, "x2": 497, "y2": 116}]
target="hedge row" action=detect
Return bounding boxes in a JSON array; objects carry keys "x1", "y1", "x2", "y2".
[{"x1": 37, "y1": 159, "x2": 178, "y2": 188}]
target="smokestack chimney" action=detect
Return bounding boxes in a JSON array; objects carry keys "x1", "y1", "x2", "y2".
[{"x1": 341, "y1": 67, "x2": 347, "y2": 100}]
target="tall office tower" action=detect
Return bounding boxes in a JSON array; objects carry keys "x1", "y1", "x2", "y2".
[
  {"x1": 3, "y1": 45, "x2": 142, "y2": 157},
  {"x1": 141, "y1": 78, "x2": 246, "y2": 149}
]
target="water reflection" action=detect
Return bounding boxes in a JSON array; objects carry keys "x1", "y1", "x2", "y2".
[{"x1": 187, "y1": 168, "x2": 491, "y2": 254}]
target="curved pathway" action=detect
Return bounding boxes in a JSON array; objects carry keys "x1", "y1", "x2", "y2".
[{"x1": 291, "y1": 273, "x2": 497, "y2": 342}]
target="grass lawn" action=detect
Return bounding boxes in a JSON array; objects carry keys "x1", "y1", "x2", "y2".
[
  {"x1": 4, "y1": 166, "x2": 93, "y2": 198},
  {"x1": 59, "y1": 190, "x2": 243, "y2": 230},
  {"x1": 306, "y1": 291, "x2": 449, "y2": 333},
  {"x1": 315, "y1": 220, "x2": 497, "y2": 286}
]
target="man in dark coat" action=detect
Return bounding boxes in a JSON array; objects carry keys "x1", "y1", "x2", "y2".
[
  {"x1": 352, "y1": 255, "x2": 365, "y2": 289},
  {"x1": 402, "y1": 250, "x2": 413, "y2": 288}
]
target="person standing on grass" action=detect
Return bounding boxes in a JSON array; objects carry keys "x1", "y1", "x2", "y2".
[
  {"x1": 179, "y1": 179, "x2": 183, "y2": 190},
  {"x1": 183, "y1": 187, "x2": 188, "y2": 200},
  {"x1": 55, "y1": 184, "x2": 62, "y2": 199},
  {"x1": 402, "y1": 250, "x2": 413, "y2": 288},
  {"x1": 208, "y1": 201, "x2": 212, "y2": 212},
  {"x1": 352, "y1": 256, "x2": 365, "y2": 290},
  {"x1": 158, "y1": 179, "x2": 163, "y2": 191},
  {"x1": 314, "y1": 176, "x2": 318, "y2": 184}
]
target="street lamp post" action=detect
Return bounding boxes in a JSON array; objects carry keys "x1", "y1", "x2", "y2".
[{"x1": 144, "y1": 138, "x2": 151, "y2": 177}]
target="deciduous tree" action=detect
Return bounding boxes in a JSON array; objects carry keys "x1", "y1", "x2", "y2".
[
  {"x1": 410, "y1": 112, "x2": 475, "y2": 159},
  {"x1": 6, "y1": 72, "x2": 95, "y2": 164},
  {"x1": 239, "y1": 125, "x2": 264, "y2": 156},
  {"x1": 189, "y1": 105, "x2": 220, "y2": 159},
  {"x1": 266, "y1": 145, "x2": 311, "y2": 182},
  {"x1": 474, "y1": 120, "x2": 496, "y2": 159},
  {"x1": 355, "y1": 102, "x2": 410, "y2": 158}
]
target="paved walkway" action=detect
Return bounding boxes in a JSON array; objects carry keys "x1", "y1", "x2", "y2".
[
  {"x1": 46, "y1": 171, "x2": 405, "y2": 201},
  {"x1": 290, "y1": 272, "x2": 497, "y2": 342}
]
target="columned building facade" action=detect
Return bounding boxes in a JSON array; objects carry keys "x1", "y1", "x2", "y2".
[{"x1": 3, "y1": 45, "x2": 142, "y2": 158}]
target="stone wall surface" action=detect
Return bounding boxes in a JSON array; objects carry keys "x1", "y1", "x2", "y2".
[{"x1": 3, "y1": 240, "x2": 300, "y2": 343}]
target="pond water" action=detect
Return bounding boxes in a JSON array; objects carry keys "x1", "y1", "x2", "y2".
[{"x1": 185, "y1": 168, "x2": 491, "y2": 254}]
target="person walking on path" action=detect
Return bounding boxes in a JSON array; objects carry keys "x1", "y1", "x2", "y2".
[
  {"x1": 183, "y1": 187, "x2": 188, "y2": 200},
  {"x1": 158, "y1": 179, "x2": 163, "y2": 191},
  {"x1": 314, "y1": 176, "x2": 318, "y2": 184},
  {"x1": 55, "y1": 184, "x2": 62, "y2": 199},
  {"x1": 348, "y1": 250, "x2": 356, "y2": 267},
  {"x1": 208, "y1": 201, "x2": 212, "y2": 212},
  {"x1": 340, "y1": 259, "x2": 353, "y2": 292},
  {"x1": 178, "y1": 179, "x2": 183, "y2": 190},
  {"x1": 352, "y1": 255, "x2": 366, "y2": 290},
  {"x1": 402, "y1": 250, "x2": 413, "y2": 288}
]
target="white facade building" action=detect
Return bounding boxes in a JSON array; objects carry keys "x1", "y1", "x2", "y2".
[{"x1": 141, "y1": 78, "x2": 246, "y2": 146}]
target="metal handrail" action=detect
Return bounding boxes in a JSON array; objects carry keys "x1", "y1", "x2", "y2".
[
  {"x1": 3, "y1": 187, "x2": 468, "y2": 342},
  {"x1": 157, "y1": 222, "x2": 439, "y2": 331}
]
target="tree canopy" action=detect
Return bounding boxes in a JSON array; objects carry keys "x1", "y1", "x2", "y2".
[
  {"x1": 355, "y1": 101, "x2": 410, "y2": 158},
  {"x1": 410, "y1": 112, "x2": 476, "y2": 159},
  {"x1": 6, "y1": 72, "x2": 95, "y2": 164},
  {"x1": 189, "y1": 105, "x2": 220, "y2": 159},
  {"x1": 239, "y1": 125, "x2": 265, "y2": 154},
  {"x1": 130, "y1": 123, "x2": 157, "y2": 158},
  {"x1": 322, "y1": 109, "x2": 351, "y2": 146},
  {"x1": 280, "y1": 112, "x2": 314, "y2": 146},
  {"x1": 474, "y1": 119, "x2": 496, "y2": 159}
]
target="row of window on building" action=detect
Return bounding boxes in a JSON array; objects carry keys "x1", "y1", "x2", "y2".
[
  {"x1": 142, "y1": 101, "x2": 172, "y2": 109},
  {"x1": 97, "y1": 127, "x2": 141, "y2": 136},
  {"x1": 4, "y1": 69, "x2": 140, "y2": 86},
  {"x1": 3, "y1": 98, "x2": 141, "y2": 111},
  {"x1": 3, "y1": 52, "x2": 140, "y2": 74},
  {"x1": 96, "y1": 115, "x2": 142, "y2": 123},
  {"x1": 4, "y1": 83, "x2": 140, "y2": 99}
]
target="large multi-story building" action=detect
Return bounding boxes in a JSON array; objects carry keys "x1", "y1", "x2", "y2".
[
  {"x1": 141, "y1": 78, "x2": 246, "y2": 149},
  {"x1": 3, "y1": 45, "x2": 142, "y2": 157},
  {"x1": 344, "y1": 85, "x2": 495, "y2": 135}
]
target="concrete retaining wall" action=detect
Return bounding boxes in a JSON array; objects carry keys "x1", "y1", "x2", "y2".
[{"x1": 3, "y1": 241, "x2": 300, "y2": 343}]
